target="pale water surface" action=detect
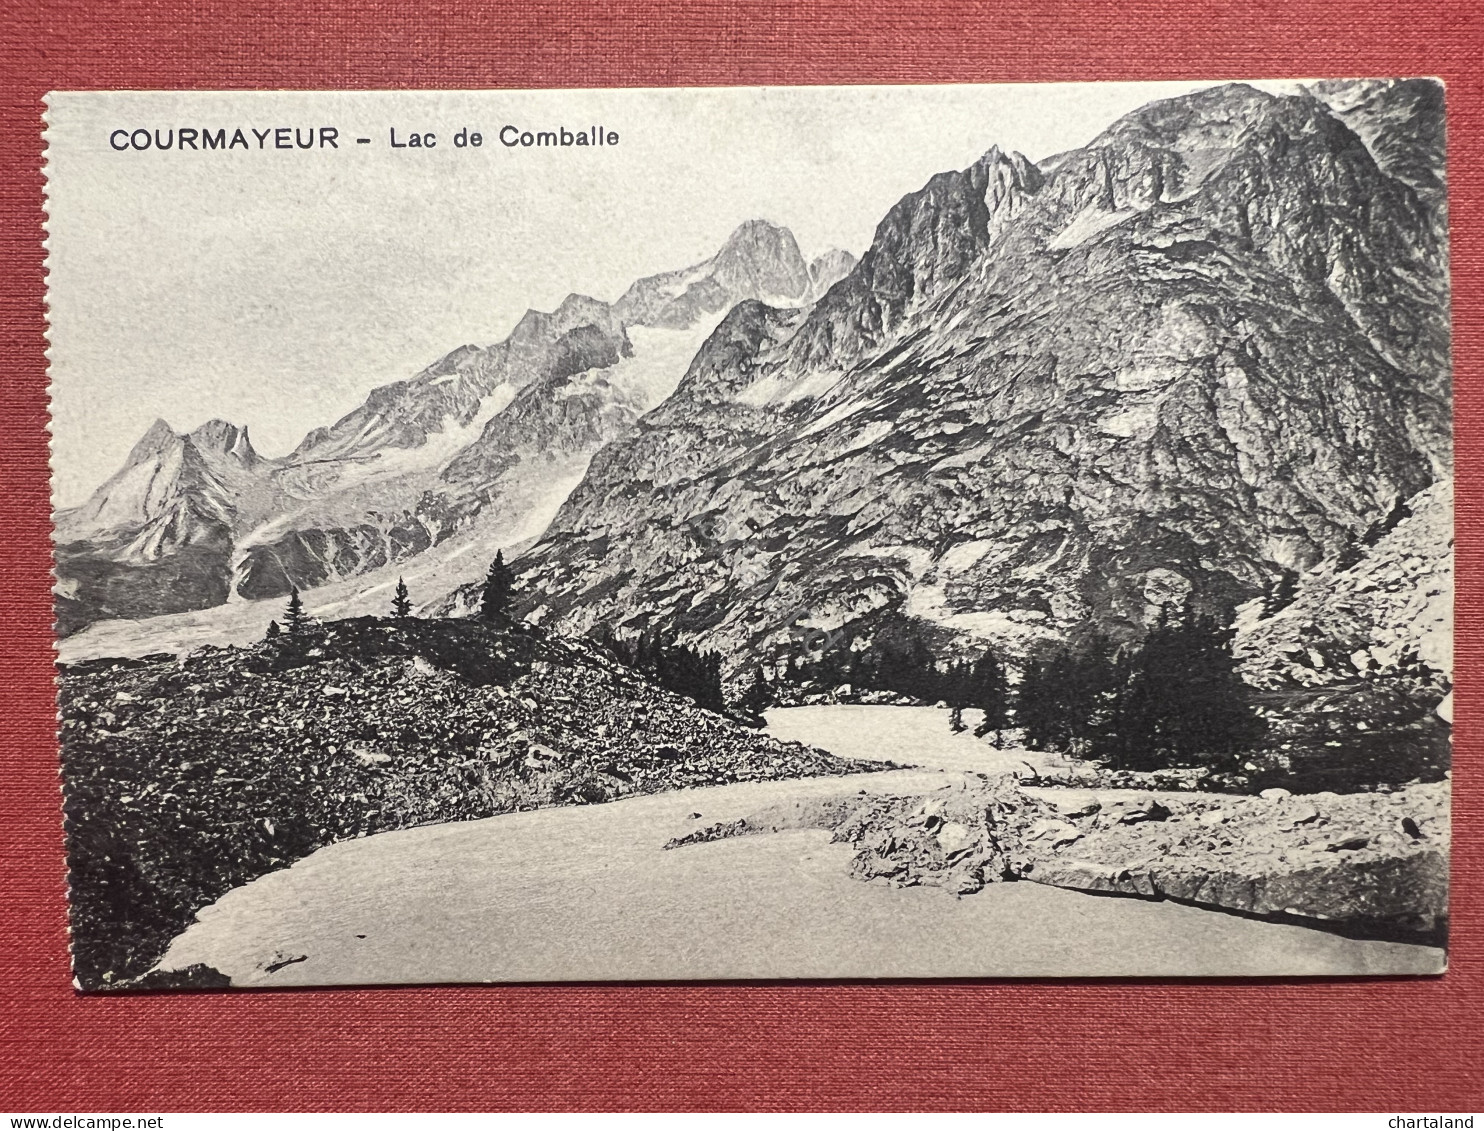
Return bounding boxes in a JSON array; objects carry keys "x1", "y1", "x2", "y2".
[{"x1": 157, "y1": 705, "x2": 1445, "y2": 984}]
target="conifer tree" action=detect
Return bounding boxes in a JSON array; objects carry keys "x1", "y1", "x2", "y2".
[
  {"x1": 284, "y1": 588, "x2": 310, "y2": 634},
  {"x1": 265, "y1": 619, "x2": 281, "y2": 640},
  {"x1": 703, "y1": 650, "x2": 725, "y2": 712},
  {"x1": 971, "y1": 648, "x2": 1011, "y2": 743},
  {"x1": 592, "y1": 622, "x2": 728, "y2": 713},
  {"x1": 1066, "y1": 633, "x2": 1122, "y2": 755},
  {"x1": 1016, "y1": 657, "x2": 1057, "y2": 750},
  {"x1": 741, "y1": 665, "x2": 774, "y2": 718},
  {"x1": 391, "y1": 577, "x2": 412, "y2": 618},
  {"x1": 480, "y1": 551, "x2": 515, "y2": 622},
  {"x1": 907, "y1": 634, "x2": 936, "y2": 701},
  {"x1": 1017, "y1": 635, "x2": 1119, "y2": 754},
  {"x1": 945, "y1": 658, "x2": 972, "y2": 732}
]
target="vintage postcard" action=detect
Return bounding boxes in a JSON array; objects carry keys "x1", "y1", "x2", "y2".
[{"x1": 45, "y1": 82, "x2": 1452, "y2": 990}]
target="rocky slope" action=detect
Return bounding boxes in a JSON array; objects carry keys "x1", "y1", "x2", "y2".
[
  {"x1": 1231, "y1": 477, "x2": 1452, "y2": 791},
  {"x1": 840, "y1": 776, "x2": 1448, "y2": 940},
  {"x1": 1237, "y1": 479, "x2": 1452, "y2": 687},
  {"x1": 57, "y1": 221, "x2": 857, "y2": 642},
  {"x1": 668, "y1": 774, "x2": 1449, "y2": 941},
  {"x1": 58, "y1": 615, "x2": 874, "y2": 990},
  {"x1": 512, "y1": 82, "x2": 1450, "y2": 681},
  {"x1": 1311, "y1": 79, "x2": 1448, "y2": 228}
]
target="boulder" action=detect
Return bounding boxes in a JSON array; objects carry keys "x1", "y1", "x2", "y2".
[{"x1": 1105, "y1": 795, "x2": 1170, "y2": 825}]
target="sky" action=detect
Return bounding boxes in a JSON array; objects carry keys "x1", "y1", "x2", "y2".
[{"x1": 45, "y1": 81, "x2": 1302, "y2": 506}]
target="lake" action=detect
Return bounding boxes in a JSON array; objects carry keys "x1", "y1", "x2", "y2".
[{"x1": 155, "y1": 705, "x2": 1445, "y2": 984}]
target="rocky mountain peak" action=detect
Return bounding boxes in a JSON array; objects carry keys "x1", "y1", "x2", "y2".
[
  {"x1": 1096, "y1": 81, "x2": 1274, "y2": 147},
  {"x1": 70, "y1": 416, "x2": 258, "y2": 537},
  {"x1": 188, "y1": 419, "x2": 260, "y2": 467},
  {"x1": 808, "y1": 248, "x2": 858, "y2": 297},
  {"x1": 60, "y1": 212, "x2": 858, "y2": 641},
  {"x1": 58, "y1": 82, "x2": 1453, "y2": 680},
  {"x1": 612, "y1": 219, "x2": 815, "y2": 330},
  {"x1": 509, "y1": 293, "x2": 622, "y2": 357},
  {"x1": 785, "y1": 148, "x2": 1036, "y2": 371},
  {"x1": 126, "y1": 418, "x2": 185, "y2": 464},
  {"x1": 709, "y1": 219, "x2": 812, "y2": 300},
  {"x1": 976, "y1": 145, "x2": 1044, "y2": 235}
]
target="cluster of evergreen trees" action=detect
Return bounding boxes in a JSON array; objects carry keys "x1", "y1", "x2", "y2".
[
  {"x1": 1018, "y1": 609, "x2": 1264, "y2": 770},
  {"x1": 767, "y1": 607, "x2": 1263, "y2": 770},
  {"x1": 260, "y1": 550, "x2": 732, "y2": 714},
  {"x1": 766, "y1": 631, "x2": 1009, "y2": 736},
  {"x1": 589, "y1": 624, "x2": 726, "y2": 713},
  {"x1": 264, "y1": 587, "x2": 312, "y2": 638},
  {"x1": 772, "y1": 632, "x2": 961, "y2": 704},
  {"x1": 942, "y1": 650, "x2": 1011, "y2": 739}
]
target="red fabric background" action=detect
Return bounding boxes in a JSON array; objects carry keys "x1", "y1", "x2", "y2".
[{"x1": 2, "y1": 0, "x2": 1481, "y2": 1112}]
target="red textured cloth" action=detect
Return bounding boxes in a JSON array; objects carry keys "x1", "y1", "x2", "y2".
[{"x1": 2, "y1": 0, "x2": 1480, "y2": 1112}]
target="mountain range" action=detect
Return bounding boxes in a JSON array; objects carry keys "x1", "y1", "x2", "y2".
[
  {"x1": 55, "y1": 220, "x2": 855, "y2": 638},
  {"x1": 58, "y1": 80, "x2": 1450, "y2": 714}
]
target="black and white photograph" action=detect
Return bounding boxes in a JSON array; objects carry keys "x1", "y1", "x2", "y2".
[{"x1": 45, "y1": 80, "x2": 1453, "y2": 990}]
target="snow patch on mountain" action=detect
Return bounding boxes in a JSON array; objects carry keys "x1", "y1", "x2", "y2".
[
  {"x1": 904, "y1": 584, "x2": 1058, "y2": 649},
  {"x1": 607, "y1": 319, "x2": 728, "y2": 410},
  {"x1": 1048, "y1": 206, "x2": 1139, "y2": 250},
  {"x1": 735, "y1": 367, "x2": 845, "y2": 407}
]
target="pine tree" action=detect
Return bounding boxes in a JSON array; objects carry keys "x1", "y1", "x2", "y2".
[
  {"x1": 740, "y1": 665, "x2": 774, "y2": 718},
  {"x1": 971, "y1": 648, "x2": 1010, "y2": 743},
  {"x1": 945, "y1": 658, "x2": 972, "y2": 732},
  {"x1": 704, "y1": 650, "x2": 725, "y2": 712},
  {"x1": 594, "y1": 622, "x2": 729, "y2": 713},
  {"x1": 391, "y1": 577, "x2": 412, "y2": 618},
  {"x1": 265, "y1": 619, "x2": 281, "y2": 640},
  {"x1": 480, "y1": 551, "x2": 516, "y2": 622},
  {"x1": 284, "y1": 587, "x2": 310, "y2": 634},
  {"x1": 1066, "y1": 633, "x2": 1121, "y2": 755},
  {"x1": 908, "y1": 635, "x2": 936, "y2": 702},
  {"x1": 1016, "y1": 657, "x2": 1056, "y2": 750}
]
